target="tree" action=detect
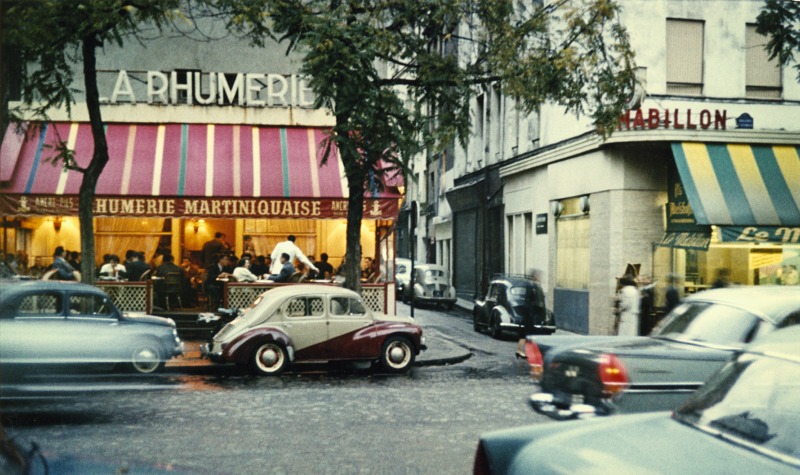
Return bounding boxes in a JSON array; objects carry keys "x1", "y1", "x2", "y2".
[
  {"x1": 756, "y1": 0, "x2": 800, "y2": 83},
  {"x1": 4, "y1": 0, "x2": 184, "y2": 284},
  {"x1": 220, "y1": 0, "x2": 636, "y2": 293}
]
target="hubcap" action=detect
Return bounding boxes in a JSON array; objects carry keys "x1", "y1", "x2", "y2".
[
  {"x1": 133, "y1": 348, "x2": 159, "y2": 372},
  {"x1": 389, "y1": 345, "x2": 406, "y2": 364},
  {"x1": 260, "y1": 348, "x2": 278, "y2": 367}
]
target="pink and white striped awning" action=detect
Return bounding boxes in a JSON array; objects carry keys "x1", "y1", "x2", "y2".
[{"x1": 1, "y1": 123, "x2": 403, "y2": 219}]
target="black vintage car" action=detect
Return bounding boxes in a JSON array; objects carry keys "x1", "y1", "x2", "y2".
[
  {"x1": 526, "y1": 286, "x2": 800, "y2": 420},
  {"x1": 473, "y1": 276, "x2": 555, "y2": 338}
]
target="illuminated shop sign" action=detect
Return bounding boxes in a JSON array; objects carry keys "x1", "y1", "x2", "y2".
[
  {"x1": 1, "y1": 195, "x2": 398, "y2": 220},
  {"x1": 619, "y1": 108, "x2": 727, "y2": 131},
  {"x1": 101, "y1": 70, "x2": 315, "y2": 107}
]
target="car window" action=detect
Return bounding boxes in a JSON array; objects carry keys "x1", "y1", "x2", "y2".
[
  {"x1": 330, "y1": 297, "x2": 367, "y2": 317},
  {"x1": 68, "y1": 294, "x2": 114, "y2": 317},
  {"x1": 488, "y1": 285, "x2": 499, "y2": 300},
  {"x1": 674, "y1": 355, "x2": 800, "y2": 463},
  {"x1": 397, "y1": 265, "x2": 406, "y2": 274},
  {"x1": 652, "y1": 302, "x2": 761, "y2": 345},
  {"x1": 16, "y1": 293, "x2": 63, "y2": 316},
  {"x1": 285, "y1": 297, "x2": 324, "y2": 317}
]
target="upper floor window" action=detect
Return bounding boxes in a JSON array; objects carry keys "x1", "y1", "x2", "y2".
[
  {"x1": 666, "y1": 19, "x2": 704, "y2": 96},
  {"x1": 745, "y1": 24, "x2": 782, "y2": 99}
]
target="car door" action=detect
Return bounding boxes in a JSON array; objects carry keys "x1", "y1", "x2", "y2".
[
  {"x1": 0, "y1": 290, "x2": 68, "y2": 365},
  {"x1": 327, "y1": 296, "x2": 375, "y2": 359},
  {"x1": 64, "y1": 292, "x2": 122, "y2": 364},
  {"x1": 280, "y1": 295, "x2": 328, "y2": 360}
]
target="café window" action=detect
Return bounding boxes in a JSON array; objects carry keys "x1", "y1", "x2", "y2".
[
  {"x1": 666, "y1": 19, "x2": 704, "y2": 96},
  {"x1": 745, "y1": 24, "x2": 782, "y2": 99},
  {"x1": 555, "y1": 198, "x2": 590, "y2": 290}
]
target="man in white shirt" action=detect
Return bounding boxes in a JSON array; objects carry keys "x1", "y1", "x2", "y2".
[{"x1": 269, "y1": 235, "x2": 319, "y2": 275}]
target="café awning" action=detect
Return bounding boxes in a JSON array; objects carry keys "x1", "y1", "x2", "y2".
[
  {"x1": 0, "y1": 122, "x2": 403, "y2": 219},
  {"x1": 670, "y1": 142, "x2": 800, "y2": 226}
]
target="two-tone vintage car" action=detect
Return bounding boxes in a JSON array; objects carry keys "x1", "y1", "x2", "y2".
[
  {"x1": 201, "y1": 284, "x2": 426, "y2": 375},
  {"x1": 0, "y1": 281, "x2": 184, "y2": 377},
  {"x1": 473, "y1": 276, "x2": 555, "y2": 338},
  {"x1": 475, "y1": 325, "x2": 800, "y2": 475},
  {"x1": 525, "y1": 286, "x2": 800, "y2": 419},
  {"x1": 400, "y1": 263, "x2": 457, "y2": 309}
]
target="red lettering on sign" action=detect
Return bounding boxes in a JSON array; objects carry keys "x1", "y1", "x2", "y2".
[
  {"x1": 673, "y1": 109, "x2": 684, "y2": 129},
  {"x1": 687, "y1": 109, "x2": 697, "y2": 129},
  {"x1": 715, "y1": 110, "x2": 727, "y2": 130},
  {"x1": 700, "y1": 110, "x2": 711, "y2": 129},
  {"x1": 648, "y1": 109, "x2": 660, "y2": 129}
]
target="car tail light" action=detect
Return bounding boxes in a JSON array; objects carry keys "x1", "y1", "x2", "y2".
[
  {"x1": 598, "y1": 353, "x2": 629, "y2": 396},
  {"x1": 525, "y1": 340, "x2": 544, "y2": 381},
  {"x1": 473, "y1": 441, "x2": 493, "y2": 475}
]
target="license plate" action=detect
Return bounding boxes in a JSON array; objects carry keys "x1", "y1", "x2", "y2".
[{"x1": 434, "y1": 290, "x2": 442, "y2": 297}]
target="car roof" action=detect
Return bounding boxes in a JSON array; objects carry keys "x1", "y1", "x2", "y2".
[
  {"x1": 490, "y1": 277, "x2": 537, "y2": 287},
  {"x1": 261, "y1": 284, "x2": 362, "y2": 300},
  {"x1": 414, "y1": 263, "x2": 446, "y2": 271},
  {"x1": 683, "y1": 286, "x2": 800, "y2": 323},
  {"x1": 744, "y1": 325, "x2": 800, "y2": 362}
]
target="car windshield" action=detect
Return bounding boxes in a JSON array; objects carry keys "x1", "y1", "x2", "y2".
[
  {"x1": 673, "y1": 354, "x2": 800, "y2": 465},
  {"x1": 424, "y1": 269, "x2": 445, "y2": 278},
  {"x1": 651, "y1": 302, "x2": 762, "y2": 346}
]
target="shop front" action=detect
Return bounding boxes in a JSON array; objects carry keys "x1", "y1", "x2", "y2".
[
  {"x1": 657, "y1": 141, "x2": 800, "y2": 295},
  {"x1": 1, "y1": 121, "x2": 402, "y2": 313}
]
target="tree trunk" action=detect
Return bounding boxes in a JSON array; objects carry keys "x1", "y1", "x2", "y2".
[
  {"x1": 344, "y1": 169, "x2": 365, "y2": 294},
  {"x1": 78, "y1": 35, "x2": 110, "y2": 286}
]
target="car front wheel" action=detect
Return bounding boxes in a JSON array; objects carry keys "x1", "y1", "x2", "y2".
[
  {"x1": 251, "y1": 342, "x2": 288, "y2": 376},
  {"x1": 129, "y1": 340, "x2": 164, "y2": 374},
  {"x1": 380, "y1": 336, "x2": 415, "y2": 373}
]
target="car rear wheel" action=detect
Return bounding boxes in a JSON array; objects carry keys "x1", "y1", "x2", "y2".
[
  {"x1": 490, "y1": 315, "x2": 502, "y2": 339},
  {"x1": 473, "y1": 312, "x2": 481, "y2": 332},
  {"x1": 251, "y1": 342, "x2": 287, "y2": 376},
  {"x1": 380, "y1": 336, "x2": 415, "y2": 373},
  {"x1": 129, "y1": 341, "x2": 164, "y2": 374}
]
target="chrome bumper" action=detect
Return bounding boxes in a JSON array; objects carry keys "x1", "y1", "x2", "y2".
[
  {"x1": 529, "y1": 393, "x2": 603, "y2": 421},
  {"x1": 199, "y1": 343, "x2": 224, "y2": 363}
]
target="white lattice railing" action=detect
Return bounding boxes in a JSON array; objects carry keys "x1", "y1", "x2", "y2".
[
  {"x1": 224, "y1": 282, "x2": 394, "y2": 315},
  {"x1": 96, "y1": 282, "x2": 152, "y2": 313}
]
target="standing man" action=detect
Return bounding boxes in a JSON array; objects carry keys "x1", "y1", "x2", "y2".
[
  {"x1": 269, "y1": 235, "x2": 319, "y2": 275},
  {"x1": 267, "y1": 253, "x2": 296, "y2": 283},
  {"x1": 202, "y1": 233, "x2": 227, "y2": 268}
]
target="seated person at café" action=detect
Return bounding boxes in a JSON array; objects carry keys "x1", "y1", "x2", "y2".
[
  {"x1": 50, "y1": 246, "x2": 77, "y2": 280},
  {"x1": 155, "y1": 253, "x2": 184, "y2": 277},
  {"x1": 267, "y1": 253, "x2": 295, "y2": 283},
  {"x1": 313, "y1": 253, "x2": 334, "y2": 280},
  {"x1": 99, "y1": 254, "x2": 126, "y2": 279},
  {"x1": 119, "y1": 251, "x2": 150, "y2": 281},
  {"x1": 232, "y1": 258, "x2": 259, "y2": 282},
  {"x1": 249, "y1": 255, "x2": 269, "y2": 277},
  {"x1": 204, "y1": 254, "x2": 231, "y2": 306}
]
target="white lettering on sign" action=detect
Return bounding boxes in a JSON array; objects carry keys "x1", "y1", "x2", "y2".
[{"x1": 104, "y1": 70, "x2": 315, "y2": 108}]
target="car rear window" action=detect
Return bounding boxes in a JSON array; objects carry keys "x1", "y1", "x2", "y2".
[
  {"x1": 674, "y1": 355, "x2": 800, "y2": 465},
  {"x1": 652, "y1": 302, "x2": 762, "y2": 345}
]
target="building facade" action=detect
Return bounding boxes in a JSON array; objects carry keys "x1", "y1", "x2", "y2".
[
  {"x1": 407, "y1": 0, "x2": 800, "y2": 334},
  {"x1": 2, "y1": 15, "x2": 401, "y2": 278}
]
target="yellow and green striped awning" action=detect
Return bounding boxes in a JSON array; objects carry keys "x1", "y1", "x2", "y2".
[{"x1": 671, "y1": 143, "x2": 800, "y2": 226}]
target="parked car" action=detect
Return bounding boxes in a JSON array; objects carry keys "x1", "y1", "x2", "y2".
[
  {"x1": 473, "y1": 275, "x2": 555, "y2": 338},
  {"x1": 525, "y1": 286, "x2": 800, "y2": 419},
  {"x1": 0, "y1": 281, "x2": 184, "y2": 377},
  {"x1": 400, "y1": 263, "x2": 457, "y2": 309},
  {"x1": 474, "y1": 325, "x2": 800, "y2": 475},
  {"x1": 393, "y1": 258, "x2": 421, "y2": 299},
  {"x1": 201, "y1": 284, "x2": 426, "y2": 375}
]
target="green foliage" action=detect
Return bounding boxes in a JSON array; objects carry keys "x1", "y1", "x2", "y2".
[
  {"x1": 756, "y1": 0, "x2": 800, "y2": 84},
  {"x1": 219, "y1": 0, "x2": 635, "y2": 181},
  {"x1": 4, "y1": 0, "x2": 182, "y2": 126}
]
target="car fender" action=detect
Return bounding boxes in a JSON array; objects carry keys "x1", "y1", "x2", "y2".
[
  {"x1": 369, "y1": 322, "x2": 423, "y2": 354},
  {"x1": 494, "y1": 305, "x2": 513, "y2": 324},
  {"x1": 222, "y1": 327, "x2": 294, "y2": 365},
  {"x1": 413, "y1": 283, "x2": 424, "y2": 298}
]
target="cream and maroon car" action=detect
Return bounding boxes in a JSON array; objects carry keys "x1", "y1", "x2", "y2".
[{"x1": 200, "y1": 284, "x2": 426, "y2": 375}]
